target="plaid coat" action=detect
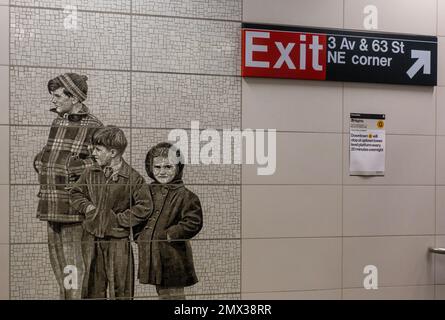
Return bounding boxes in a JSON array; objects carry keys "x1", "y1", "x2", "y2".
[{"x1": 34, "y1": 105, "x2": 103, "y2": 222}]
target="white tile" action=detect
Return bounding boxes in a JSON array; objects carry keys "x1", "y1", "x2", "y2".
[
  {"x1": 242, "y1": 185, "x2": 341, "y2": 238},
  {"x1": 0, "y1": 6, "x2": 8, "y2": 65},
  {"x1": 439, "y1": 0, "x2": 445, "y2": 37},
  {"x1": 436, "y1": 87, "x2": 445, "y2": 135},
  {"x1": 343, "y1": 286, "x2": 434, "y2": 300},
  {"x1": 344, "y1": 0, "x2": 436, "y2": 35},
  {"x1": 435, "y1": 285, "x2": 445, "y2": 299},
  {"x1": 242, "y1": 238, "x2": 341, "y2": 292},
  {"x1": 433, "y1": 236, "x2": 445, "y2": 284},
  {"x1": 343, "y1": 186, "x2": 435, "y2": 236},
  {"x1": 344, "y1": 83, "x2": 435, "y2": 135},
  {"x1": 11, "y1": 0, "x2": 130, "y2": 12},
  {"x1": 435, "y1": 136, "x2": 445, "y2": 185},
  {"x1": 133, "y1": 73, "x2": 240, "y2": 129},
  {"x1": 11, "y1": 8, "x2": 130, "y2": 69},
  {"x1": 243, "y1": 78, "x2": 342, "y2": 133},
  {"x1": 436, "y1": 187, "x2": 445, "y2": 234},
  {"x1": 0, "y1": 185, "x2": 8, "y2": 245},
  {"x1": 0, "y1": 245, "x2": 8, "y2": 299},
  {"x1": 134, "y1": 0, "x2": 241, "y2": 20},
  {"x1": 243, "y1": 132, "x2": 342, "y2": 185},
  {"x1": 243, "y1": 0, "x2": 343, "y2": 29},
  {"x1": 0, "y1": 126, "x2": 8, "y2": 185},
  {"x1": 343, "y1": 236, "x2": 434, "y2": 288},
  {"x1": 0, "y1": 66, "x2": 8, "y2": 125},
  {"x1": 242, "y1": 290, "x2": 341, "y2": 300},
  {"x1": 133, "y1": 16, "x2": 240, "y2": 75},
  {"x1": 439, "y1": 37, "x2": 445, "y2": 86},
  {"x1": 344, "y1": 134, "x2": 435, "y2": 185}
]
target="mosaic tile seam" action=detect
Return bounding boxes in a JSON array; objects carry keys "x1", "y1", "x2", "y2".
[
  {"x1": 10, "y1": 66, "x2": 241, "y2": 129},
  {"x1": 10, "y1": 7, "x2": 241, "y2": 75},
  {"x1": 10, "y1": 0, "x2": 242, "y2": 21},
  {"x1": 10, "y1": 185, "x2": 240, "y2": 244},
  {"x1": 10, "y1": 240, "x2": 241, "y2": 299}
]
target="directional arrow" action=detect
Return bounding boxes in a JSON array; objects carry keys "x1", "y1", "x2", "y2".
[{"x1": 406, "y1": 50, "x2": 431, "y2": 79}]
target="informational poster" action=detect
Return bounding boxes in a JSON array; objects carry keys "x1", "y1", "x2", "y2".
[
  {"x1": 349, "y1": 113, "x2": 385, "y2": 176},
  {"x1": 241, "y1": 23, "x2": 437, "y2": 86}
]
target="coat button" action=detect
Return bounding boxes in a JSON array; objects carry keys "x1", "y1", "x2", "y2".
[{"x1": 155, "y1": 210, "x2": 160, "y2": 214}]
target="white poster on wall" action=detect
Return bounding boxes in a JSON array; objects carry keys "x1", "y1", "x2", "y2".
[{"x1": 349, "y1": 113, "x2": 385, "y2": 176}]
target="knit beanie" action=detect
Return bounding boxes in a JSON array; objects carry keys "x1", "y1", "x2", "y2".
[{"x1": 56, "y1": 73, "x2": 88, "y2": 102}]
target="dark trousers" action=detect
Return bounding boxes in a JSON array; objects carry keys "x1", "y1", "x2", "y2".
[
  {"x1": 156, "y1": 286, "x2": 186, "y2": 300},
  {"x1": 81, "y1": 231, "x2": 134, "y2": 299}
]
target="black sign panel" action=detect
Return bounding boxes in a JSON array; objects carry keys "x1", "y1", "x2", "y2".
[{"x1": 242, "y1": 23, "x2": 437, "y2": 86}]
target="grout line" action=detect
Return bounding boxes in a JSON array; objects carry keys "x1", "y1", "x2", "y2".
[
  {"x1": 341, "y1": 0, "x2": 346, "y2": 299},
  {"x1": 341, "y1": 81, "x2": 345, "y2": 299},
  {"x1": 240, "y1": 0, "x2": 243, "y2": 299},
  {"x1": 8, "y1": 61, "x2": 445, "y2": 88},
  {"x1": 9, "y1": 4, "x2": 243, "y2": 24},
  {"x1": 6, "y1": 234, "x2": 439, "y2": 246},
  {"x1": 9, "y1": 61, "x2": 445, "y2": 87},
  {"x1": 435, "y1": 3, "x2": 438, "y2": 295},
  {"x1": 242, "y1": 288, "x2": 341, "y2": 296},
  {"x1": 343, "y1": 284, "x2": 437, "y2": 290},
  {"x1": 9, "y1": 183, "x2": 443, "y2": 187},
  {"x1": 341, "y1": 0, "x2": 345, "y2": 299},
  {"x1": 435, "y1": 0, "x2": 439, "y2": 299},
  {"x1": 8, "y1": 0, "x2": 10, "y2": 301},
  {"x1": 242, "y1": 284, "x2": 437, "y2": 296},
  {"x1": 6, "y1": 123, "x2": 444, "y2": 137},
  {"x1": 129, "y1": 0, "x2": 133, "y2": 243},
  {"x1": 9, "y1": 64, "x2": 240, "y2": 78}
]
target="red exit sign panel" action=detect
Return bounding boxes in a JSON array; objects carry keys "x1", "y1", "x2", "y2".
[{"x1": 242, "y1": 28, "x2": 327, "y2": 80}]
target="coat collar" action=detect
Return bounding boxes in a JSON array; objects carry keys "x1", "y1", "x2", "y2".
[
  {"x1": 50, "y1": 104, "x2": 91, "y2": 122},
  {"x1": 150, "y1": 179, "x2": 184, "y2": 190},
  {"x1": 91, "y1": 158, "x2": 131, "y2": 180}
]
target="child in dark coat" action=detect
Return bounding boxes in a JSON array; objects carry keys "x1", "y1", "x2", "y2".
[
  {"x1": 70, "y1": 126, "x2": 152, "y2": 299},
  {"x1": 135, "y1": 142, "x2": 203, "y2": 300}
]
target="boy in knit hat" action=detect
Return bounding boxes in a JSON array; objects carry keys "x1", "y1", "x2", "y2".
[{"x1": 33, "y1": 73, "x2": 103, "y2": 299}]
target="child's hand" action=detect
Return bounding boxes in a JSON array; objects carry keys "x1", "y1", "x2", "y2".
[
  {"x1": 85, "y1": 205, "x2": 96, "y2": 219},
  {"x1": 166, "y1": 232, "x2": 172, "y2": 242},
  {"x1": 86, "y1": 204, "x2": 96, "y2": 214}
]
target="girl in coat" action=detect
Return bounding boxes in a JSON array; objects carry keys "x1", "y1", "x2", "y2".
[{"x1": 136, "y1": 142, "x2": 203, "y2": 299}]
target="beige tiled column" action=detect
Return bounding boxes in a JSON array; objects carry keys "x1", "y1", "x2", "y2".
[
  {"x1": 0, "y1": 1, "x2": 8, "y2": 300},
  {"x1": 242, "y1": 0, "x2": 441, "y2": 300},
  {"x1": 439, "y1": 37, "x2": 445, "y2": 86}
]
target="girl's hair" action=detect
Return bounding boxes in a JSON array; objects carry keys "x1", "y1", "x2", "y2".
[{"x1": 91, "y1": 126, "x2": 128, "y2": 155}]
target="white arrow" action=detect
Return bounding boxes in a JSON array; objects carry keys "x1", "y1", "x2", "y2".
[{"x1": 406, "y1": 50, "x2": 431, "y2": 79}]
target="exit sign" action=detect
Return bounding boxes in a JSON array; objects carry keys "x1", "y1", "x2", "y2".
[{"x1": 241, "y1": 23, "x2": 437, "y2": 86}]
